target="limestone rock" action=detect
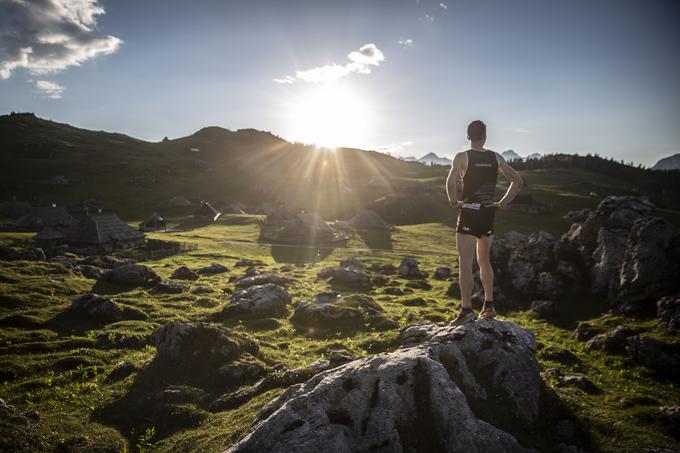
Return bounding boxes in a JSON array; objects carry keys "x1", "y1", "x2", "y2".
[
  {"x1": 69, "y1": 293, "x2": 123, "y2": 323},
  {"x1": 171, "y1": 266, "x2": 199, "y2": 281},
  {"x1": 153, "y1": 281, "x2": 187, "y2": 294},
  {"x1": 433, "y1": 266, "x2": 452, "y2": 280},
  {"x1": 104, "y1": 264, "x2": 160, "y2": 286},
  {"x1": 77, "y1": 264, "x2": 104, "y2": 280},
  {"x1": 584, "y1": 325, "x2": 639, "y2": 355},
  {"x1": 398, "y1": 256, "x2": 424, "y2": 278},
  {"x1": 223, "y1": 283, "x2": 291, "y2": 318},
  {"x1": 227, "y1": 319, "x2": 541, "y2": 453},
  {"x1": 292, "y1": 293, "x2": 396, "y2": 331},
  {"x1": 237, "y1": 273, "x2": 293, "y2": 288},
  {"x1": 329, "y1": 267, "x2": 372, "y2": 290},
  {"x1": 197, "y1": 263, "x2": 229, "y2": 275},
  {"x1": 657, "y1": 295, "x2": 680, "y2": 332},
  {"x1": 626, "y1": 335, "x2": 680, "y2": 380}
]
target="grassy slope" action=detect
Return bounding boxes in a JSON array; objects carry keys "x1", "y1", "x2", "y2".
[{"x1": 1, "y1": 143, "x2": 680, "y2": 451}]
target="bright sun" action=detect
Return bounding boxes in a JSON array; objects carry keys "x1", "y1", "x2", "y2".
[{"x1": 285, "y1": 83, "x2": 372, "y2": 148}]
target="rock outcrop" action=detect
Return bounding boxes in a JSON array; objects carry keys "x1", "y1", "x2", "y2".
[
  {"x1": 171, "y1": 266, "x2": 199, "y2": 281},
  {"x1": 227, "y1": 320, "x2": 545, "y2": 452},
  {"x1": 291, "y1": 293, "x2": 397, "y2": 332},
  {"x1": 221, "y1": 283, "x2": 292, "y2": 318},
  {"x1": 103, "y1": 264, "x2": 160, "y2": 286}
]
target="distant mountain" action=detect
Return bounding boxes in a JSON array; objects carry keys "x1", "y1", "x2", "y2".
[
  {"x1": 652, "y1": 153, "x2": 680, "y2": 171},
  {"x1": 418, "y1": 152, "x2": 451, "y2": 166},
  {"x1": 502, "y1": 150, "x2": 522, "y2": 162}
]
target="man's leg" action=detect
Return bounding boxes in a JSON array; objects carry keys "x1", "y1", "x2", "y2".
[
  {"x1": 476, "y1": 235, "x2": 494, "y2": 302},
  {"x1": 456, "y1": 232, "x2": 477, "y2": 309}
]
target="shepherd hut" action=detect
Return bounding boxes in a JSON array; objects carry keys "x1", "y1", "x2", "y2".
[
  {"x1": 14, "y1": 206, "x2": 78, "y2": 231},
  {"x1": 139, "y1": 213, "x2": 167, "y2": 232},
  {"x1": 65, "y1": 213, "x2": 145, "y2": 252}
]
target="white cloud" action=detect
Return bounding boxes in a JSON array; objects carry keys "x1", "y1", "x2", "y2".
[
  {"x1": 35, "y1": 79, "x2": 64, "y2": 99},
  {"x1": 398, "y1": 38, "x2": 414, "y2": 48},
  {"x1": 440, "y1": 2, "x2": 448, "y2": 10},
  {"x1": 273, "y1": 43, "x2": 385, "y2": 84},
  {"x1": 375, "y1": 141, "x2": 414, "y2": 154},
  {"x1": 420, "y1": 14, "x2": 435, "y2": 23},
  {"x1": 0, "y1": 0, "x2": 122, "y2": 80}
]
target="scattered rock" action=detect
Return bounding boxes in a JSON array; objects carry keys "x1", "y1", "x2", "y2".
[
  {"x1": 235, "y1": 258, "x2": 263, "y2": 267},
  {"x1": 237, "y1": 273, "x2": 293, "y2": 288},
  {"x1": 69, "y1": 294, "x2": 123, "y2": 323},
  {"x1": 585, "y1": 325, "x2": 639, "y2": 355},
  {"x1": 0, "y1": 246, "x2": 46, "y2": 261},
  {"x1": 369, "y1": 262, "x2": 397, "y2": 275},
  {"x1": 559, "y1": 375, "x2": 602, "y2": 394},
  {"x1": 338, "y1": 257, "x2": 364, "y2": 270},
  {"x1": 22, "y1": 410, "x2": 40, "y2": 421},
  {"x1": 371, "y1": 275, "x2": 388, "y2": 287},
  {"x1": 292, "y1": 293, "x2": 396, "y2": 331},
  {"x1": 152, "y1": 321, "x2": 242, "y2": 370},
  {"x1": 398, "y1": 256, "x2": 424, "y2": 278},
  {"x1": 228, "y1": 320, "x2": 541, "y2": 453},
  {"x1": 196, "y1": 263, "x2": 229, "y2": 275},
  {"x1": 171, "y1": 266, "x2": 199, "y2": 281},
  {"x1": 657, "y1": 295, "x2": 680, "y2": 332},
  {"x1": 402, "y1": 297, "x2": 427, "y2": 306},
  {"x1": 153, "y1": 281, "x2": 187, "y2": 294},
  {"x1": 446, "y1": 281, "x2": 461, "y2": 298},
  {"x1": 531, "y1": 300, "x2": 557, "y2": 318},
  {"x1": 384, "y1": 286, "x2": 409, "y2": 296},
  {"x1": 328, "y1": 267, "x2": 372, "y2": 291},
  {"x1": 538, "y1": 347, "x2": 580, "y2": 365},
  {"x1": 573, "y1": 322, "x2": 601, "y2": 342},
  {"x1": 222, "y1": 284, "x2": 292, "y2": 318},
  {"x1": 405, "y1": 280, "x2": 432, "y2": 290},
  {"x1": 626, "y1": 335, "x2": 680, "y2": 380},
  {"x1": 191, "y1": 285, "x2": 214, "y2": 294},
  {"x1": 433, "y1": 266, "x2": 452, "y2": 280},
  {"x1": 76, "y1": 264, "x2": 104, "y2": 280},
  {"x1": 103, "y1": 264, "x2": 160, "y2": 286}
]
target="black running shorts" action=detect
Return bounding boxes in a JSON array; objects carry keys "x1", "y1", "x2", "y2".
[{"x1": 456, "y1": 202, "x2": 496, "y2": 238}]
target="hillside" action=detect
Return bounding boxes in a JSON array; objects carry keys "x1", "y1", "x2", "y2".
[{"x1": 0, "y1": 113, "x2": 439, "y2": 219}]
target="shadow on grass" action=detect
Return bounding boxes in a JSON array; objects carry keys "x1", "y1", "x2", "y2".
[{"x1": 357, "y1": 229, "x2": 393, "y2": 250}]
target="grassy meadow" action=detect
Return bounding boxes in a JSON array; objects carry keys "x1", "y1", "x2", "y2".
[{"x1": 1, "y1": 166, "x2": 679, "y2": 452}]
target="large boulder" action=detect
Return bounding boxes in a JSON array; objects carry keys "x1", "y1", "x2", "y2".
[
  {"x1": 103, "y1": 264, "x2": 160, "y2": 286},
  {"x1": 152, "y1": 321, "x2": 241, "y2": 370},
  {"x1": 329, "y1": 267, "x2": 372, "y2": 291},
  {"x1": 291, "y1": 293, "x2": 396, "y2": 331},
  {"x1": 584, "y1": 325, "x2": 639, "y2": 355},
  {"x1": 69, "y1": 293, "x2": 123, "y2": 323},
  {"x1": 227, "y1": 320, "x2": 542, "y2": 453},
  {"x1": 221, "y1": 284, "x2": 292, "y2": 318},
  {"x1": 197, "y1": 263, "x2": 229, "y2": 275}
]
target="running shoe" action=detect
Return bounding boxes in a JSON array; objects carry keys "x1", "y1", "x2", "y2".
[
  {"x1": 478, "y1": 304, "x2": 497, "y2": 320},
  {"x1": 450, "y1": 309, "x2": 476, "y2": 326}
]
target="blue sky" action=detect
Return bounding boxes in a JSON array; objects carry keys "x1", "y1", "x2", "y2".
[{"x1": 0, "y1": 0, "x2": 678, "y2": 166}]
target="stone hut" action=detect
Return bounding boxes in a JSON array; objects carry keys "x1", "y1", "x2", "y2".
[
  {"x1": 65, "y1": 213, "x2": 145, "y2": 252},
  {"x1": 193, "y1": 201, "x2": 221, "y2": 222},
  {"x1": 14, "y1": 206, "x2": 78, "y2": 231},
  {"x1": 139, "y1": 213, "x2": 167, "y2": 232}
]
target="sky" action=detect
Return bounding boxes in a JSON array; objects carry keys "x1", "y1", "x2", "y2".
[{"x1": 0, "y1": 0, "x2": 679, "y2": 167}]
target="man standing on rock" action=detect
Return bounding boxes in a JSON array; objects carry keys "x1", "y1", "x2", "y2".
[{"x1": 446, "y1": 120, "x2": 524, "y2": 325}]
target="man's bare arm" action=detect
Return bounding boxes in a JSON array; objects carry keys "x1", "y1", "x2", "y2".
[
  {"x1": 446, "y1": 152, "x2": 466, "y2": 207},
  {"x1": 495, "y1": 153, "x2": 524, "y2": 208}
]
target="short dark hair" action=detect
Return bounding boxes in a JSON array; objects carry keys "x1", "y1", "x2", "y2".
[{"x1": 467, "y1": 120, "x2": 486, "y2": 141}]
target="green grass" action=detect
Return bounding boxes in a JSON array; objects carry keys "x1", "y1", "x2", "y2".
[{"x1": 1, "y1": 213, "x2": 679, "y2": 452}]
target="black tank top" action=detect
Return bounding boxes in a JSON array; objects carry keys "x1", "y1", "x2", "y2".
[{"x1": 461, "y1": 149, "x2": 498, "y2": 203}]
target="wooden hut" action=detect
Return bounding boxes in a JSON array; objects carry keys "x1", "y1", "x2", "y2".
[
  {"x1": 193, "y1": 201, "x2": 221, "y2": 222},
  {"x1": 139, "y1": 213, "x2": 167, "y2": 232},
  {"x1": 14, "y1": 206, "x2": 78, "y2": 231},
  {"x1": 65, "y1": 213, "x2": 145, "y2": 252},
  {"x1": 35, "y1": 227, "x2": 66, "y2": 251}
]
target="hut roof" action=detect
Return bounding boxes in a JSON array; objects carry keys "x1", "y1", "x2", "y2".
[
  {"x1": 14, "y1": 206, "x2": 78, "y2": 230},
  {"x1": 66, "y1": 213, "x2": 144, "y2": 245},
  {"x1": 349, "y1": 209, "x2": 390, "y2": 230},
  {"x1": 0, "y1": 201, "x2": 32, "y2": 219},
  {"x1": 194, "y1": 201, "x2": 221, "y2": 221},
  {"x1": 142, "y1": 212, "x2": 165, "y2": 224},
  {"x1": 297, "y1": 213, "x2": 334, "y2": 233}
]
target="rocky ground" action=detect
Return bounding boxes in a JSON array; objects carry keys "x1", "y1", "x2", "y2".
[{"x1": 0, "y1": 197, "x2": 679, "y2": 452}]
